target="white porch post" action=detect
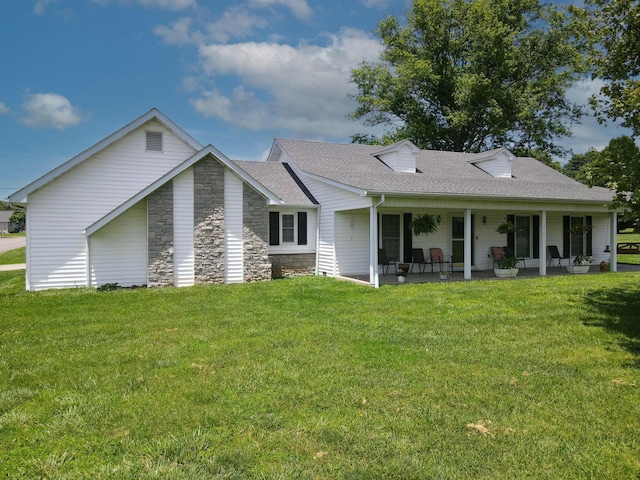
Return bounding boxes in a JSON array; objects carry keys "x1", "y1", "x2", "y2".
[
  {"x1": 610, "y1": 211, "x2": 618, "y2": 272},
  {"x1": 370, "y1": 205, "x2": 379, "y2": 288},
  {"x1": 464, "y1": 208, "x2": 471, "y2": 280},
  {"x1": 539, "y1": 210, "x2": 547, "y2": 276}
]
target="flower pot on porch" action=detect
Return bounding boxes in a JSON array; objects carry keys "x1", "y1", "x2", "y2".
[
  {"x1": 494, "y1": 268, "x2": 519, "y2": 278},
  {"x1": 566, "y1": 265, "x2": 590, "y2": 274}
]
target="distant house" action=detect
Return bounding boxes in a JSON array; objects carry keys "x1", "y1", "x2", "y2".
[
  {"x1": 0, "y1": 211, "x2": 18, "y2": 234},
  {"x1": 9, "y1": 109, "x2": 620, "y2": 291}
]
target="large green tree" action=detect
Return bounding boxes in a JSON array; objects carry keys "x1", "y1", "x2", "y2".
[
  {"x1": 349, "y1": 0, "x2": 586, "y2": 155},
  {"x1": 585, "y1": 136, "x2": 640, "y2": 222},
  {"x1": 574, "y1": 0, "x2": 640, "y2": 136}
]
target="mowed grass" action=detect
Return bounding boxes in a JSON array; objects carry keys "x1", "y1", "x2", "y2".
[
  {"x1": 0, "y1": 270, "x2": 639, "y2": 479},
  {"x1": 0, "y1": 246, "x2": 25, "y2": 265},
  {"x1": 618, "y1": 231, "x2": 640, "y2": 265}
]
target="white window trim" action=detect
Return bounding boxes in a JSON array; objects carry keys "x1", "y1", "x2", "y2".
[{"x1": 281, "y1": 213, "x2": 296, "y2": 244}]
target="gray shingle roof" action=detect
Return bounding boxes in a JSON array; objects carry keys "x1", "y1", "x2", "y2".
[
  {"x1": 273, "y1": 138, "x2": 615, "y2": 203},
  {"x1": 233, "y1": 160, "x2": 318, "y2": 206}
]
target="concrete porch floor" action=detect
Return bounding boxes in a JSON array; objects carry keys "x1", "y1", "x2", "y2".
[{"x1": 342, "y1": 263, "x2": 640, "y2": 286}]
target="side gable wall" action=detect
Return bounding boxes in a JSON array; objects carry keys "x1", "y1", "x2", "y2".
[{"x1": 26, "y1": 120, "x2": 197, "y2": 291}]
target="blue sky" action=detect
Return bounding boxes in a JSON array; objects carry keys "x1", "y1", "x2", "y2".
[{"x1": 0, "y1": 0, "x2": 630, "y2": 199}]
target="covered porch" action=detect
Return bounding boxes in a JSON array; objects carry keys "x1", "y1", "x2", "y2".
[{"x1": 332, "y1": 197, "x2": 620, "y2": 288}]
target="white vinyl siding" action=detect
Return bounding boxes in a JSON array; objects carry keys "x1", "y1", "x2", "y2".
[
  {"x1": 268, "y1": 209, "x2": 317, "y2": 254},
  {"x1": 173, "y1": 167, "x2": 194, "y2": 287},
  {"x1": 335, "y1": 212, "x2": 370, "y2": 275},
  {"x1": 89, "y1": 200, "x2": 147, "y2": 287},
  {"x1": 26, "y1": 120, "x2": 196, "y2": 290},
  {"x1": 224, "y1": 170, "x2": 243, "y2": 283}
]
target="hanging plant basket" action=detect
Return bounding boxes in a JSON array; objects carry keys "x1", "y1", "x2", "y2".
[
  {"x1": 496, "y1": 221, "x2": 515, "y2": 234},
  {"x1": 408, "y1": 213, "x2": 439, "y2": 236}
]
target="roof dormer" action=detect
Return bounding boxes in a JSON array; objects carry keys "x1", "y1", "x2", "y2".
[
  {"x1": 372, "y1": 140, "x2": 420, "y2": 173},
  {"x1": 468, "y1": 147, "x2": 515, "y2": 178}
]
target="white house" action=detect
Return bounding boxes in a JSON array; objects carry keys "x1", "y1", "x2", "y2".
[{"x1": 9, "y1": 109, "x2": 619, "y2": 290}]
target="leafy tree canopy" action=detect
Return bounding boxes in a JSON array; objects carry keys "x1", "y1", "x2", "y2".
[
  {"x1": 572, "y1": 0, "x2": 640, "y2": 136},
  {"x1": 562, "y1": 149, "x2": 602, "y2": 183},
  {"x1": 585, "y1": 136, "x2": 640, "y2": 221},
  {"x1": 349, "y1": 0, "x2": 586, "y2": 156}
]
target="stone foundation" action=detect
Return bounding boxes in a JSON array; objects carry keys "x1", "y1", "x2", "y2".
[{"x1": 269, "y1": 253, "x2": 316, "y2": 278}]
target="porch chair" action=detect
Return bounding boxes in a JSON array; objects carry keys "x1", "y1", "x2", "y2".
[
  {"x1": 410, "y1": 248, "x2": 428, "y2": 274},
  {"x1": 490, "y1": 246, "x2": 506, "y2": 268},
  {"x1": 428, "y1": 247, "x2": 452, "y2": 274},
  {"x1": 378, "y1": 249, "x2": 397, "y2": 275},
  {"x1": 547, "y1": 245, "x2": 566, "y2": 267}
]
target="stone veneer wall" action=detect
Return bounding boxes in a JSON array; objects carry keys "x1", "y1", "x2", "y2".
[
  {"x1": 148, "y1": 182, "x2": 174, "y2": 287},
  {"x1": 270, "y1": 253, "x2": 316, "y2": 278},
  {"x1": 193, "y1": 157, "x2": 226, "y2": 284},
  {"x1": 243, "y1": 186, "x2": 271, "y2": 282}
]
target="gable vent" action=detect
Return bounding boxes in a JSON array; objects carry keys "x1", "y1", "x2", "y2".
[{"x1": 146, "y1": 131, "x2": 163, "y2": 152}]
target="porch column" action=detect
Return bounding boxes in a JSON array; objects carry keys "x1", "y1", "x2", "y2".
[
  {"x1": 610, "y1": 211, "x2": 617, "y2": 272},
  {"x1": 539, "y1": 210, "x2": 547, "y2": 276},
  {"x1": 370, "y1": 205, "x2": 379, "y2": 288},
  {"x1": 464, "y1": 208, "x2": 471, "y2": 280}
]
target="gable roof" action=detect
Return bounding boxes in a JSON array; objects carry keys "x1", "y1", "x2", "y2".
[
  {"x1": 0, "y1": 211, "x2": 13, "y2": 223},
  {"x1": 272, "y1": 139, "x2": 615, "y2": 204},
  {"x1": 9, "y1": 108, "x2": 203, "y2": 203},
  {"x1": 86, "y1": 145, "x2": 282, "y2": 236}
]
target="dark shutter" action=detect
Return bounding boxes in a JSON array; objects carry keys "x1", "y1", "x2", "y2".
[
  {"x1": 532, "y1": 215, "x2": 540, "y2": 259},
  {"x1": 586, "y1": 216, "x2": 592, "y2": 256},
  {"x1": 298, "y1": 212, "x2": 307, "y2": 245},
  {"x1": 403, "y1": 213, "x2": 413, "y2": 263},
  {"x1": 563, "y1": 216, "x2": 570, "y2": 257},
  {"x1": 506, "y1": 214, "x2": 515, "y2": 257},
  {"x1": 269, "y1": 212, "x2": 279, "y2": 246},
  {"x1": 470, "y1": 214, "x2": 475, "y2": 265}
]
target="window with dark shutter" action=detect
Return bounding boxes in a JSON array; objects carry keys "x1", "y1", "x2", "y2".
[
  {"x1": 146, "y1": 131, "x2": 163, "y2": 152},
  {"x1": 269, "y1": 212, "x2": 280, "y2": 245},
  {"x1": 298, "y1": 212, "x2": 307, "y2": 245}
]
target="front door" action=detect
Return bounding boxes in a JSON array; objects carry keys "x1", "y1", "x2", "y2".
[
  {"x1": 451, "y1": 215, "x2": 474, "y2": 269},
  {"x1": 380, "y1": 214, "x2": 401, "y2": 261}
]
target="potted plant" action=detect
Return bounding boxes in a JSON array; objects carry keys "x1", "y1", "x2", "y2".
[
  {"x1": 408, "y1": 213, "x2": 439, "y2": 236},
  {"x1": 397, "y1": 263, "x2": 409, "y2": 283},
  {"x1": 567, "y1": 254, "x2": 591, "y2": 274},
  {"x1": 494, "y1": 256, "x2": 519, "y2": 278},
  {"x1": 496, "y1": 221, "x2": 515, "y2": 234}
]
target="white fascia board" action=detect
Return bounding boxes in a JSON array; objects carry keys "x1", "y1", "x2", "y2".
[
  {"x1": 9, "y1": 108, "x2": 202, "y2": 203},
  {"x1": 301, "y1": 171, "x2": 368, "y2": 196},
  {"x1": 85, "y1": 145, "x2": 282, "y2": 236}
]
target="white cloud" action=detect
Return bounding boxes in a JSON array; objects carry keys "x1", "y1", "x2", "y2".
[
  {"x1": 249, "y1": 0, "x2": 312, "y2": 19},
  {"x1": 561, "y1": 79, "x2": 633, "y2": 156},
  {"x1": 191, "y1": 28, "x2": 383, "y2": 137},
  {"x1": 20, "y1": 93, "x2": 82, "y2": 130},
  {"x1": 91, "y1": 0, "x2": 196, "y2": 10},
  {"x1": 0, "y1": 102, "x2": 9, "y2": 114},
  {"x1": 155, "y1": 9, "x2": 269, "y2": 45},
  {"x1": 33, "y1": 0, "x2": 56, "y2": 15}
]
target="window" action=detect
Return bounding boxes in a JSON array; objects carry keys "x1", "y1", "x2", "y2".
[
  {"x1": 515, "y1": 216, "x2": 531, "y2": 258},
  {"x1": 282, "y1": 214, "x2": 295, "y2": 243},
  {"x1": 269, "y1": 211, "x2": 308, "y2": 246},
  {"x1": 146, "y1": 131, "x2": 163, "y2": 152}
]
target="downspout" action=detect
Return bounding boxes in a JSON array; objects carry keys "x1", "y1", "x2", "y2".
[
  {"x1": 315, "y1": 206, "x2": 321, "y2": 276},
  {"x1": 371, "y1": 195, "x2": 385, "y2": 288}
]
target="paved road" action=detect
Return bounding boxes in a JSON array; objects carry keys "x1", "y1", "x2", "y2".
[{"x1": 0, "y1": 236, "x2": 26, "y2": 254}]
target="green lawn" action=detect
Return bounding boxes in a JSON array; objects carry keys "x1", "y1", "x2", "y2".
[
  {"x1": 0, "y1": 246, "x2": 25, "y2": 265},
  {"x1": 0, "y1": 271, "x2": 638, "y2": 479}
]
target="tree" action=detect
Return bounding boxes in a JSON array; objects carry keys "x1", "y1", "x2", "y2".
[
  {"x1": 349, "y1": 0, "x2": 586, "y2": 156},
  {"x1": 9, "y1": 210, "x2": 25, "y2": 231},
  {"x1": 574, "y1": 0, "x2": 640, "y2": 136},
  {"x1": 562, "y1": 149, "x2": 602, "y2": 183},
  {"x1": 585, "y1": 136, "x2": 640, "y2": 223}
]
